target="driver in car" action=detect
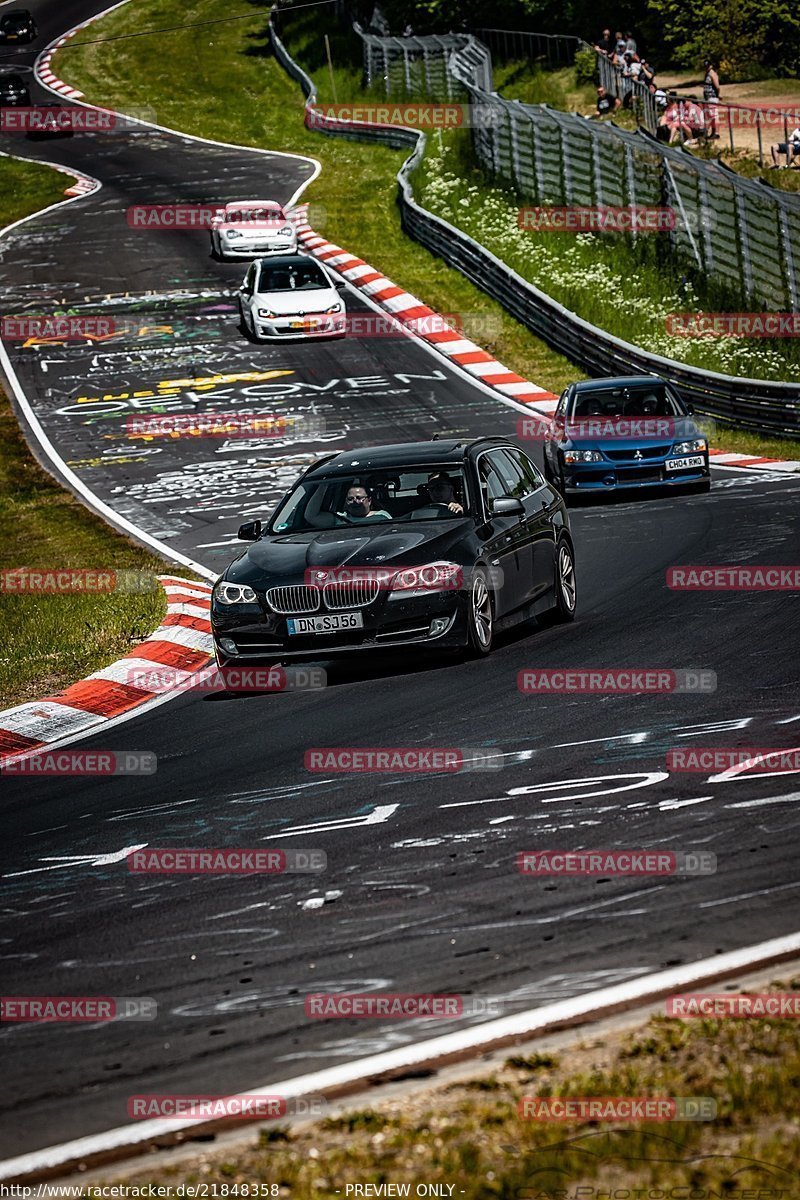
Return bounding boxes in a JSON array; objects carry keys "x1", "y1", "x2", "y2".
[
  {"x1": 424, "y1": 471, "x2": 464, "y2": 515},
  {"x1": 337, "y1": 485, "x2": 391, "y2": 523}
]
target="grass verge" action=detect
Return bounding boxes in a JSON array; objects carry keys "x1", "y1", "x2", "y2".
[
  {"x1": 54, "y1": 2, "x2": 799, "y2": 457},
  {"x1": 79, "y1": 976, "x2": 800, "y2": 1195},
  {"x1": 0, "y1": 157, "x2": 170, "y2": 707}
]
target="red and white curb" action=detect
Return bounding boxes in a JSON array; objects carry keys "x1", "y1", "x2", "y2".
[
  {"x1": 37, "y1": 159, "x2": 99, "y2": 198},
  {"x1": 0, "y1": 577, "x2": 213, "y2": 764},
  {"x1": 288, "y1": 201, "x2": 560, "y2": 415},
  {"x1": 709, "y1": 447, "x2": 800, "y2": 472},
  {"x1": 37, "y1": 35, "x2": 85, "y2": 100}
]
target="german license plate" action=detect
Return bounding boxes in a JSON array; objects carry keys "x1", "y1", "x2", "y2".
[
  {"x1": 286, "y1": 612, "x2": 363, "y2": 635},
  {"x1": 665, "y1": 455, "x2": 704, "y2": 471}
]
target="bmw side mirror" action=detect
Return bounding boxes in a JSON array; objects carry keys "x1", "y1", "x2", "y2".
[
  {"x1": 237, "y1": 520, "x2": 262, "y2": 541},
  {"x1": 490, "y1": 497, "x2": 525, "y2": 517}
]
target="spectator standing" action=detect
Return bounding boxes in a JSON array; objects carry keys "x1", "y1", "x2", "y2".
[
  {"x1": 624, "y1": 31, "x2": 637, "y2": 53},
  {"x1": 702, "y1": 59, "x2": 721, "y2": 138},
  {"x1": 594, "y1": 28, "x2": 613, "y2": 55}
]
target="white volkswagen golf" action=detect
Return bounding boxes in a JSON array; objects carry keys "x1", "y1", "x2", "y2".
[
  {"x1": 210, "y1": 201, "x2": 297, "y2": 260},
  {"x1": 237, "y1": 255, "x2": 346, "y2": 341}
]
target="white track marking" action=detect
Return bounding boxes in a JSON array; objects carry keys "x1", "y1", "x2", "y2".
[{"x1": 2, "y1": 930, "x2": 799, "y2": 1180}]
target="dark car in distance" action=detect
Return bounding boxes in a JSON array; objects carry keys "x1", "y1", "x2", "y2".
[
  {"x1": 543, "y1": 375, "x2": 711, "y2": 499},
  {"x1": 0, "y1": 9, "x2": 37, "y2": 43},
  {"x1": 211, "y1": 438, "x2": 577, "y2": 670},
  {"x1": 0, "y1": 74, "x2": 31, "y2": 106}
]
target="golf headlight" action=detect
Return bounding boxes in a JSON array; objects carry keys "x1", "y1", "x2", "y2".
[
  {"x1": 224, "y1": 229, "x2": 242, "y2": 239},
  {"x1": 257, "y1": 308, "x2": 276, "y2": 318},
  {"x1": 215, "y1": 581, "x2": 257, "y2": 605},
  {"x1": 672, "y1": 438, "x2": 707, "y2": 455},
  {"x1": 325, "y1": 301, "x2": 343, "y2": 314},
  {"x1": 391, "y1": 562, "x2": 462, "y2": 592},
  {"x1": 563, "y1": 449, "x2": 604, "y2": 463},
  {"x1": 279, "y1": 225, "x2": 293, "y2": 236}
]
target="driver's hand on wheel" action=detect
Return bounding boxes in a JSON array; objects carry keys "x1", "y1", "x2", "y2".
[{"x1": 446, "y1": 501, "x2": 464, "y2": 514}]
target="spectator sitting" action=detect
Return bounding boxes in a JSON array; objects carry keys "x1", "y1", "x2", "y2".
[
  {"x1": 590, "y1": 85, "x2": 621, "y2": 118},
  {"x1": 594, "y1": 27, "x2": 613, "y2": 55},
  {"x1": 771, "y1": 126, "x2": 800, "y2": 167},
  {"x1": 682, "y1": 100, "x2": 706, "y2": 145},
  {"x1": 658, "y1": 94, "x2": 691, "y2": 144}
]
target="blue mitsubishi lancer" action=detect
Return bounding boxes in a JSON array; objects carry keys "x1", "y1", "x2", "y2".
[{"x1": 542, "y1": 375, "x2": 711, "y2": 501}]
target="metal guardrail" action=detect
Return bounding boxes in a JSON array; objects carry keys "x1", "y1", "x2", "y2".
[
  {"x1": 269, "y1": 14, "x2": 799, "y2": 438},
  {"x1": 475, "y1": 27, "x2": 590, "y2": 68}
]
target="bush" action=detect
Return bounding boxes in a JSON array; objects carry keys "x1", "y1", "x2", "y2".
[{"x1": 574, "y1": 45, "x2": 598, "y2": 84}]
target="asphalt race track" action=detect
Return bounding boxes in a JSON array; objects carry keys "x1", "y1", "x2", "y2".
[{"x1": 1, "y1": 0, "x2": 800, "y2": 1163}]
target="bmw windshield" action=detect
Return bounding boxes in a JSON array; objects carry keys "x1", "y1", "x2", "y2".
[{"x1": 270, "y1": 467, "x2": 470, "y2": 532}]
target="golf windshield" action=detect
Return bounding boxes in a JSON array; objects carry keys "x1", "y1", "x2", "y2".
[{"x1": 257, "y1": 262, "x2": 329, "y2": 292}]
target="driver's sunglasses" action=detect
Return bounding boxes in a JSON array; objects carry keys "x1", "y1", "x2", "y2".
[{"x1": 347, "y1": 496, "x2": 368, "y2": 503}]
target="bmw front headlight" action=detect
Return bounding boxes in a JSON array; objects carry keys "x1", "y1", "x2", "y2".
[
  {"x1": 672, "y1": 438, "x2": 707, "y2": 455},
  {"x1": 214, "y1": 581, "x2": 258, "y2": 605},
  {"x1": 224, "y1": 229, "x2": 242, "y2": 239},
  {"x1": 279, "y1": 225, "x2": 294, "y2": 236},
  {"x1": 563, "y1": 449, "x2": 604, "y2": 463}
]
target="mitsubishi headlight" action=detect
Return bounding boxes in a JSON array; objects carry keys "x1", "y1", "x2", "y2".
[
  {"x1": 563, "y1": 449, "x2": 604, "y2": 463},
  {"x1": 214, "y1": 581, "x2": 258, "y2": 606},
  {"x1": 325, "y1": 301, "x2": 343, "y2": 314},
  {"x1": 671, "y1": 438, "x2": 707, "y2": 455},
  {"x1": 224, "y1": 229, "x2": 242, "y2": 239},
  {"x1": 279, "y1": 225, "x2": 293, "y2": 236}
]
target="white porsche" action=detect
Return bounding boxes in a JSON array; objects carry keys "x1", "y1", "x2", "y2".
[{"x1": 210, "y1": 201, "x2": 297, "y2": 260}]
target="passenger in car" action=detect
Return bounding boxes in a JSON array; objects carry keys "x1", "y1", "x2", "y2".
[{"x1": 336, "y1": 485, "x2": 391, "y2": 523}]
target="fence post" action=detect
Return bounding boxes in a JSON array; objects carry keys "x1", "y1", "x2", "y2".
[
  {"x1": 696, "y1": 171, "x2": 714, "y2": 275},
  {"x1": 592, "y1": 129, "x2": 604, "y2": 207},
  {"x1": 734, "y1": 186, "x2": 754, "y2": 299},
  {"x1": 778, "y1": 202, "x2": 798, "y2": 310},
  {"x1": 625, "y1": 143, "x2": 637, "y2": 244}
]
